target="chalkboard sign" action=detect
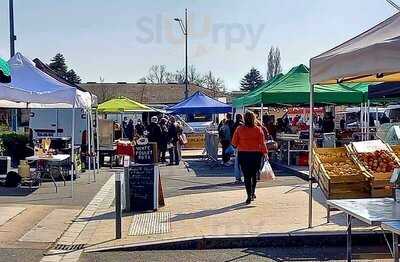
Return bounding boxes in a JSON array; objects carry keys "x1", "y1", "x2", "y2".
[
  {"x1": 134, "y1": 143, "x2": 157, "y2": 164},
  {"x1": 129, "y1": 164, "x2": 158, "y2": 212}
]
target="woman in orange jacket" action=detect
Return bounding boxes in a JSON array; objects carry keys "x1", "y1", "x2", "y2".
[{"x1": 232, "y1": 112, "x2": 268, "y2": 204}]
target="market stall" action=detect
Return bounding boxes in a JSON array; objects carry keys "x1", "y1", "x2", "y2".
[
  {"x1": 97, "y1": 97, "x2": 157, "y2": 165},
  {"x1": 237, "y1": 64, "x2": 370, "y2": 168},
  {"x1": 0, "y1": 53, "x2": 94, "y2": 197},
  {"x1": 168, "y1": 91, "x2": 232, "y2": 161},
  {"x1": 310, "y1": 11, "x2": 400, "y2": 260}
]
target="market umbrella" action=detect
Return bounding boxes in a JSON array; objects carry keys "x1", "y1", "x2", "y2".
[
  {"x1": 310, "y1": 12, "x2": 400, "y2": 85},
  {"x1": 168, "y1": 91, "x2": 232, "y2": 114},
  {"x1": 260, "y1": 64, "x2": 368, "y2": 105},
  {"x1": 368, "y1": 82, "x2": 400, "y2": 102},
  {"x1": 97, "y1": 96, "x2": 156, "y2": 113},
  {"x1": 0, "y1": 57, "x2": 11, "y2": 83}
]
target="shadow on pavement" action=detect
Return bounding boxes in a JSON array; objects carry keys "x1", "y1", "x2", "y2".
[
  {"x1": 238, "y1": 247, "x2": 343, "y2": 261},
  {"x1": 170, "y1": 202, "x2": 255, "y2": 222},
  {"x1": 180, "y1": 182, "x2": 242, "y2": 191},
  {"x1": 0, "y1": 186, "x2": 37, "y2": 196},
  {"x1": 184, "y1": 159, "x2": 234, "y2": 177}
]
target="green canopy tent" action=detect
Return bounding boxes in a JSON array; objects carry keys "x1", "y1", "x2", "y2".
[
  {"x1": 260, "y1": 64, "x2": 369, "y2": 106},
  {"x1": 233, "y1": 73, "x2": 284, "y2": 108},
  {"x1": 97, "y1": 96, "x2": 156, "y2": 113},
  {"x1": 0, "y1": 57, "x2": 11, "y2": 83},
  {"x1": 97, "y1": 97, "x2": 157, "y2": 139}
]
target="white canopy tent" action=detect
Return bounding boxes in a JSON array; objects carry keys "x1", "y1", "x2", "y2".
[
  {"x1": 308, "y1": 12, "x2": 400, "y2": 228},
  {"x1": 0, "y1": 53, "x2": 96, "y2": 197},
  {"x1": 310, "y1": 12, "x2": 400, "y2": 85}
]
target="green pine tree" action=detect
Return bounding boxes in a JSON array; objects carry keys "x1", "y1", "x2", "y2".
[
  {"x1": 240, "y1": 67, "x2": 264, "y2": 91},
  {"x1": 49, "y1": 53, "x2": 68, "y2": 77},
  {"x1": 49, "y1": 53, "x2": 82, "y2": 84},
  {"x1": 65, "y1": 69, "x2": 81, "y2": 84}
]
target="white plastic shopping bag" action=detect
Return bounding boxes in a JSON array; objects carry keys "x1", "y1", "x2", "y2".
[{"x1": 259, "y1": 158, "x2": 275, "y2": 181}]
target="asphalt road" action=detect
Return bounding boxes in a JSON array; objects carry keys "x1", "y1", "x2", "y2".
[
  {"x1": 80, "y1": 246, "x2": 392, "y2": 262},
  {"x1": 0, "y1": 248, "x2": 45, "y2": 262},
  {"x1": 0, "y1": 160, "x2": 307, "y2": 262},
  {"x1": 0, "y1": 169, "x2": 115, "y2": 262},
  {"x1": 160, "y1": 158, "x2": 306, "y2": 198}
]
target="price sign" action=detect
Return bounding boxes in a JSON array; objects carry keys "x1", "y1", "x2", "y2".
[
  {"x1": 128, "y1": 164, "x2": 159, "y2": 212},
  {"x1": 134, "y1": 143, "x2": 156, "y2": 164}
]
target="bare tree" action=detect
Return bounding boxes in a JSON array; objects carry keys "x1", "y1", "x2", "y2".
[
  {"x1": 174, "y1": 65, "x2": 204, "y2": 85},
  {"x1": 202, "y1": 71, "x2": 225, "y2": 97},
  {"x1": 146, "y1": 65, "x2": 171, "y2": 83},
  {"x1": 266, "y1": 46, "x2": 282, "y2": 81},
  {"x1": 97, "y1": 76, "x2": 111, "y2": 102}
]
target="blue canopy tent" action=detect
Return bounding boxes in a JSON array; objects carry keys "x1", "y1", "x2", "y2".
[
  {"x1": 369, "y1": 82, "x2": 400, "y2": 102},
  {"x1": 168, "y1": 91, "x2": 232, "y2": 114}
]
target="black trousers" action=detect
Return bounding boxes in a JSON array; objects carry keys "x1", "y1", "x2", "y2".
[
  {"x1": 168, "y1": 142, "x2": 180, "y2": 164},
  {"x1": 238, "y1": 151, "x2": 263, "y2": 198}
]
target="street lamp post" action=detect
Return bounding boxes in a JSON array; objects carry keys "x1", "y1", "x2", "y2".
[
  {"x1": 174, "y1": 9, "x2": 189, "y2": 99},
  {"x1": 9, "y1": 0, "x2": 17, "y2": 132},
  {"x1": 9, "y1": 0, "x2": 16, "y2": 58}
]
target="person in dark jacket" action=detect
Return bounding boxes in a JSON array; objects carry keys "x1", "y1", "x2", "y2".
[
  {"x1": 167, "y1": 116, "x2": 180, "y2": 165},
  {"x1": 122, "y1": 117, "x2": 129, "y2": 138},
  {"x1": 380, "y1": 113, "x2": 390, "y2": 125},
  {"x1": 135, "y1": 119, "x2": 145, "y2": 137},
  {"x1": 233, "y1": 114, "x2": 244, "y2": 183},
  {"x1": 233, "y1": 114, "x2": 244, "y2": 134},
  {"x1": 127, "y1": 119, "x2": 134, "y2": 141},
  {"x1": 158, "y1": 118, "x2": 169, "y2": 163},
  {"x1": 147, "y1": 116, "x2": 162, "y2": 143},
  {"x1": 218, "y1": 113, "x2": 234, "y2": 165}
]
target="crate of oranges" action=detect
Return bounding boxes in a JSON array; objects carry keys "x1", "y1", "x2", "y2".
[{"x1": 313, "y1": 147, "x2": 370, "y2": 199}]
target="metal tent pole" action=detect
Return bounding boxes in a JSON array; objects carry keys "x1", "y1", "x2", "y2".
[
  {"x1": 364, "y1": 102, "x2": 367, "y2": 140},
  {"x1": 308, "y1": 81, "x2": 314, "y2": 228},
  {"x1": 71, "y1": 104, "x2": 76, "y2": 198},
  {"x1": 360, "y1": 103, "x2": 364, "y2": 141},
  {"x1": 367, "y1": 100, "x2": 370, "y2": 140},
  {"x1": 87, "y1": 109, "x2": 91, "y2": 183},
  {"x1": 96, "y1": 110, "x2": 100, "y2": 172},
  {"x1": 90, "y1": 109, "x2": 96, "y2": 181},
  {"x1": 260, "y1": 103, "x2": 264, "y2": 122}
]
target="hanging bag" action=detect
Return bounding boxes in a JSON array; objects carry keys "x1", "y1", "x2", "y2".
[{"x1": 259, "y1": 158, "x2": 275, "y2": 181}]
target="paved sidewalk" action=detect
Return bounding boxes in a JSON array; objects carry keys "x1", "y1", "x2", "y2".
[
  {"x1": 40, "y1": 174, "x2": 115, "y2": 262},
  {"x1": 74, "y1": 183, "x2": 376, "y2": 255},
  {"x1": 0, "y1": 169, "x2": 116, "y2": 262}
]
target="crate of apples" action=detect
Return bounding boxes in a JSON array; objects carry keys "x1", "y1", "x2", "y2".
[{"x1": 357, "y1": 150, "x2": 398, "y2": 173}]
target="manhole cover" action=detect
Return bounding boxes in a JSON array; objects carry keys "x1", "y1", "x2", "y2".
[
  {"x1": 54, "y1": 243, "x2": 86, "y2": 251},
  {"x1": 129, "y1": 212, "x2": 171, "y2": 236}
]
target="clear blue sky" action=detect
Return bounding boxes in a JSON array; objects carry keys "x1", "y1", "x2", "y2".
[{"x1": 0, "y1": 0, "x2": 396, "y2": 90}]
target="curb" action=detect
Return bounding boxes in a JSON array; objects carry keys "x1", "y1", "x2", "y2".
[{"x1": 85, "y1": 231, "x2": 385, "y2": 253}]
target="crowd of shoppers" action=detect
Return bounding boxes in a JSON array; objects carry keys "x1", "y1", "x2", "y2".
[{"x1": 120, "y1": 115, "x2": 184, "y2": 165}]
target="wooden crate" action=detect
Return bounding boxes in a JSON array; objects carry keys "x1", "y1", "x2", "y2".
[
  {"x1": 347, "y1": 144, "x2": 397, "y2": 198},
  {"x1": 313, "y1": 147, "x2": 370, "y2": 199}
]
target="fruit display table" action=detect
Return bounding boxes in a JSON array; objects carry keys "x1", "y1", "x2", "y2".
[
  {"x1": 314, "y1": 140, "x2": 400, "y2": 222},
  {"x1": 381, "y1": 221, "x2": 400, "y2": 261},
  {"x1": 327, "y1": 198, "x2": 400, "y2": 262}
]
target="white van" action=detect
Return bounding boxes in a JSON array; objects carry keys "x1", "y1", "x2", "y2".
[{"x1": 29, "y1": 108, "x2": 87, "y2": 145}]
